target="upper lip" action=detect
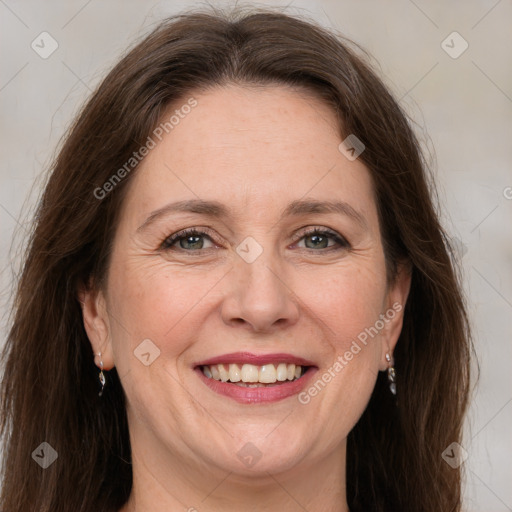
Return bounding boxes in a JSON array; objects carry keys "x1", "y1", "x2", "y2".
[{"x1": 194, "y1": 351, "x2": 316, "y2": 367}]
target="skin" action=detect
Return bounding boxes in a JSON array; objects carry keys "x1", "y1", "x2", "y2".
[{"x1": 81, "y1": 84, "x2": 411, "y2": 512}]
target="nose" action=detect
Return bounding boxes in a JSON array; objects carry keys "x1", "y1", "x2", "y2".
[{"x1": 220, "y1": 251, "x2": 300, "y2": 333}]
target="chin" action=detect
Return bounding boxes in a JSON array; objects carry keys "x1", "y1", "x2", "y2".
[{"x1": 209, "y1": 429, "x2": 310, "y2": 477}]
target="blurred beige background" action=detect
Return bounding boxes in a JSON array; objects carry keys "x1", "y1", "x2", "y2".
[{"x1": 1, "y1": 1, "x2": 511, "y2": 510}]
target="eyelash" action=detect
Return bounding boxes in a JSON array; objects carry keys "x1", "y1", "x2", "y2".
[{"x1": 160, "y1": 226, "x2": 350, "y2": 253}]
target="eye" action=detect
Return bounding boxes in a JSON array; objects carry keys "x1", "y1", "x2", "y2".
[
  {"x1": 294, "y1": 227, "x2": 350, "y2": 251},
  {"x1": 160, "y1": 226, "x2": 350, "y2": 254},
  {"x1": 161, "y1": 228, "x2": 217, "y2": 251}
]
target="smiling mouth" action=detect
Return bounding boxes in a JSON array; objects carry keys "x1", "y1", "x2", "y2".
[{"x1": 198, "y1": 363, "x2": 309, "y2": 387}]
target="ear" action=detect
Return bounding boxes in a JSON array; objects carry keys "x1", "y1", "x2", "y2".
[
  {"x1": 378, "y1": 261, "x2": 412, "y2": 371},
  {"x1": 78, "y1": 279, "x2": 115, "y2": 370}
]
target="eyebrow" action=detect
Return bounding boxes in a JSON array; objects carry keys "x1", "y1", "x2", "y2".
[{"x1": 137, "y1": 198, "x2": 367, "y2": 232}]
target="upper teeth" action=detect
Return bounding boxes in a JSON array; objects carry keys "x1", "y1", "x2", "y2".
[{"x1": 202, "y1": 363, "x2": 303, "y2": 383}]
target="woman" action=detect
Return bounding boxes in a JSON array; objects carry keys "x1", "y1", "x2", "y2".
[{"x1": 0, "y1": 6, "x2": 476, "y2": 512}]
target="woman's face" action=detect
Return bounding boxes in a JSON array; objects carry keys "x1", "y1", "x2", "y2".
[{"x1": 84, "y1": 84, "x2": 409, "y2": 479}]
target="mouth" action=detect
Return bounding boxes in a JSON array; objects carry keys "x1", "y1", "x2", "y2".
[
  {"x1": 193, "y1": 352, "x2": 318, "y2": 404},
  {"x1": 199, "y1": 362, "x2": 308, "y2": 386}
]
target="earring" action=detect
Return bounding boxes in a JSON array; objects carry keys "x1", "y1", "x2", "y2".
[
  {"x1": 385, "y1": 352, "x2": 396, "y2": 395},
  {"x1": 97, "y1": 352, "x2": 106, "y2": 397}
]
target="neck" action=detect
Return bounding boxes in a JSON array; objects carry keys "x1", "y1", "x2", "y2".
[{"x1": 119, "y1": 433, "x2": 349, "y2": 512}]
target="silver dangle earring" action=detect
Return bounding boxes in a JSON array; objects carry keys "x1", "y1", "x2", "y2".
[
  {"x1": 385, "y1": 352, "x2": 396, "y2": 395},
  {"x1": 97, "y1": 352, "x2": 106, "y2": 397}
]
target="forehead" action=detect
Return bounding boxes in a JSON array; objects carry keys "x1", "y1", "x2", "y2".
[{"x1": 121, "y1": 84, "x2": 378, "y2": 229}]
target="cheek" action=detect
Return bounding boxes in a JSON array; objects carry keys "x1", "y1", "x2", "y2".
[
  {"x1": 107, "y1": 259, "x2": 222, "y2": 363},
  {"x1": 292, "y1": 262, "x2": 386, "y2": 408},
  {"x1": 105, "y1": 261, "x2": 221, "y2": 429},
  {"x1": 293, "y1": 269, "x2": 386, "y2": 439},
  {"x1": 299, "y1": 263, "x2": 387, "y2": 349}
]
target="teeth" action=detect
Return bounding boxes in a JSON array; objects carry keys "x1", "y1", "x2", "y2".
[
  {"x1": 259, "y1": 364, "x2": 277, "y2": 383},
  {"x1": 210, "y1": 365, "x2": 220, "y2": 380},
  {"x1": 218, "y1": 364, "x2": 230, "y2": 382},
  {"x1": 276, "y1": 363, "x2": 288, "y2": 381},
  {"x1": 241, "y1": 364, "x2": 259, "y2": 383},
  {"x1": 228, "y1": 363, "x2": 241, "y2": 382},
  {"x1": 201, "y1": 363, "x2": 305, "y2": 384}
]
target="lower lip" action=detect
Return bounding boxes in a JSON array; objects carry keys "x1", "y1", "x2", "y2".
[{"x1": 194, "y1": 366, "x2": 318, "y2": 404}]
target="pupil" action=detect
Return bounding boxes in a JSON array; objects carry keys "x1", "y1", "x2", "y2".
[
  {"x1": 182, "y1": 235, "x2": 202, "y2": 249},
  {"x1": 306, "y1": 234, "x2": 327, "y2": 249}
]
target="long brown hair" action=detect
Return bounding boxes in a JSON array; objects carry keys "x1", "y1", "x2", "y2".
[{"x1": 0, "y1": 6, "x2": 477, "y2": 511}]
